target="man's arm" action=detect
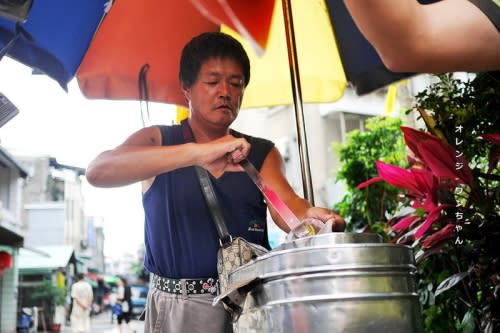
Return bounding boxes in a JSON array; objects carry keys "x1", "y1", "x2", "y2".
[
  {"x1": 343, "y1": 0, "x2": 500, "y2": 72},
  {"x1": 85, "y1": 126, "x2": 251, "y2": 188},
  {"x1": 86, "y1": 126, "x2": 194, "y2": 188}
]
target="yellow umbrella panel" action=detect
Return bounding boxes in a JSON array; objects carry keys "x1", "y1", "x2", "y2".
[
  {"x1": 223, "y1": 0, "x2": 346, "y2": 202},
  {"x1": 224, "y1": 0, "x2": 347, "y2": 109}
]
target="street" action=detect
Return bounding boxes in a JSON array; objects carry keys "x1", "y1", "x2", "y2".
[{"x1": 60, "y1": 310, "x2": 144, "y2": 333}]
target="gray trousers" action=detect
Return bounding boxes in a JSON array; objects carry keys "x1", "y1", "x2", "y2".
[{"x1": 144, "y1": 285, "x2": 233, "y2": 333}]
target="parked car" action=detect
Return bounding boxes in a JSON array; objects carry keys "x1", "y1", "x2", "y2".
[{"x1": 130, "y1": 284, "x2": 148, "y2": 317}]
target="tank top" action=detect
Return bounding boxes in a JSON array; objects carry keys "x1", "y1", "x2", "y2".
[{"x1": 143, "y1": 121, "x2": 274, "y2": 279}]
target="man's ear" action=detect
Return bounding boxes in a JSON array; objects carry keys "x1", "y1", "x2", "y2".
[{"x1": 181, "y1": 83, "x2": 190, "y2": 104}]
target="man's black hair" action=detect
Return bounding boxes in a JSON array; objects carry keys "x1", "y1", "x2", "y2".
[{"x1": 179, "y1": 31, "x2": 250, "y2": 88}]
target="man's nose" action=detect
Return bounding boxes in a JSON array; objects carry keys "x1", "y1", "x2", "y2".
[{"x1": 218, "y1": 81, "x2": 230, "y2": 100}]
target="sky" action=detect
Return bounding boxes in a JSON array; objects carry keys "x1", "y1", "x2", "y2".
[{"x1": 0, "y1": 57, "x2": 176, "y2": 258}]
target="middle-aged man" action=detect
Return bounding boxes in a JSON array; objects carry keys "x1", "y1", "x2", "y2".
[{"x1": 86, "y1": 32, "x2": 345, "y2": 332}]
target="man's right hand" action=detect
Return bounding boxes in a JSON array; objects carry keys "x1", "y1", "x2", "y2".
[{"x1": 195, "y1": 135, "x2": 251, "y2": 175}]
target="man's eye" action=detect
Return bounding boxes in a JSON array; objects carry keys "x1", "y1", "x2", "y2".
[{"x1": 231, "y1": 81, "x2": 243, "y2": 88}]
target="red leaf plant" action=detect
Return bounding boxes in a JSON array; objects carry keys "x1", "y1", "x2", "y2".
[
  {"x1": 400, "y1": 126, "x2": 474, "y2": 185},
  {"x1": 357, "y1": 126, "x2": 475, "y2": 242},
  {"x1": 481, "y1": 134, "x2": 500, "y2": 174}
]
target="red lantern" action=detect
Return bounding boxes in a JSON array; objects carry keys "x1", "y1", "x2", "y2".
[{"x1": 0, "y1": 251, "x2": 13, "y2": 273}]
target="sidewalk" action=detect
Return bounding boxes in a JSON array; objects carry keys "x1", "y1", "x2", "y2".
[
  {"x1": 59, "y1": 310, "x2": 143, "y2": 333},
  {"x1": 60, "y1": 310, "x2": 113, "y2": 333}
]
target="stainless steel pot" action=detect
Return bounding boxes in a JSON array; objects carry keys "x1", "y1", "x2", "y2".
[
  {"x1": 274, "y1": 232, "x2": 383, "y2": 250},
  {"x1": 231, "y1": 233, "x2": 423, "y2": 333}
]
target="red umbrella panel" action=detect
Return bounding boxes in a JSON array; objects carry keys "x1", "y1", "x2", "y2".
[
  {"x1": 76, "y1": 0, "x2": 275, "y2": 107},
  {"x1": 76, "y1": 0, "x2": 341, "y2": 203}
]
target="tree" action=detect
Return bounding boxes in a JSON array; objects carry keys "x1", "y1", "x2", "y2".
[{"x1": 333, "y1": 116, "x2": 407, "y2": 238}]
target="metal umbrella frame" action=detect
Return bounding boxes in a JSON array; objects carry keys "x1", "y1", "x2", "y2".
[{"x1": 281, "y1": 0, "x2": 315, "y2": 203}]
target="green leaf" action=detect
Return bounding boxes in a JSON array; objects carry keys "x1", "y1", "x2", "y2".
[
  {"x1": 415, "y1": 207, "x2": 425, "y2": 217},
  {"x1": 461, "y1": 310, "x2": 475, "y2": 333},
  {"x1": 435, "y1": 270, "x2": 471, "y2": 297}
]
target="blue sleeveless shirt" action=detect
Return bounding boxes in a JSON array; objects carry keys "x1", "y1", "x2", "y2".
[{"x1": 142, "y1": 122, "x2": 274, "y2": 279}]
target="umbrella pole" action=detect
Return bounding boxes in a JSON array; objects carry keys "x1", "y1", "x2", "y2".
[{"x1": 280, "y1": 0, "x2": 315, "y2": 205}]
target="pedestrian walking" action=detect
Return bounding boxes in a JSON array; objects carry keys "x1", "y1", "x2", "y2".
[
  {"x1": 70, "y1": 273, "x2": 93, "y2": 333},
  {"x1": 116, "y1": 276, "x2": 136, "y2": 333}
]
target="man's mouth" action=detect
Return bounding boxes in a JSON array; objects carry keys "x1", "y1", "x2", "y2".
[{"x1": 215, "y1": 104, "x2": 232, "y2": 112}]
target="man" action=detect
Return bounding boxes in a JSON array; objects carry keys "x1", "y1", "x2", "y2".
[
  {"x1": 70, "y1": 273, "x2": 93, "y2": 333},
  {"x1": 86, "y1": 32, "x2": 345, "y2": 332},
  {"x1": 343, "y1": 0, "x2": 500, "y2": 73}
]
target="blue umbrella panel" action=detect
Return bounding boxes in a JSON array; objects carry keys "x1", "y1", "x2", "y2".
[
  {"x1": 326, "y1": 0, "x2": 414, "y2": 95},
  {"x1": 0, "y1": 0, "x2": 108, "y2": 90}
]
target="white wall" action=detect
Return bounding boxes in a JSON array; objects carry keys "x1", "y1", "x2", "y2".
[{"x1": 24, "y1": 203, "x2": 65, "y2": 247}]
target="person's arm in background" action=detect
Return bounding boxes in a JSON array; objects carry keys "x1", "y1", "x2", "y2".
[
  {"x1": 89, "y1": 287, "x2": 94, "y2": 308},
  {"x1": 73, "y1": 296, "x2": 89, "y2": 310},
  {"x1": 343, "y1": 0, "x2": 500, "y2": 73},
  {"x1": 117, "y1": 286, "x2": 125, "y2": 303}
]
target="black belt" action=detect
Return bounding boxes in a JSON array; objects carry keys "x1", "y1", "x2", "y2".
[{"x1": 152, "y1": 274, "x2": 218, "y2": 296}]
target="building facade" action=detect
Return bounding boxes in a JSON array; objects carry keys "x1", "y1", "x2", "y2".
[
  {"x1": 14, "y1": 155, "x2": 105, "y2": 328},
  {"x1": 0, "y1": 148, "x2": 27, "y2": 332}
]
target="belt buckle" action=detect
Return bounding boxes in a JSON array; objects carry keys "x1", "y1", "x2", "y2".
[{"x1": 180, "y1": 279, "x2": 188, "y2": 298}]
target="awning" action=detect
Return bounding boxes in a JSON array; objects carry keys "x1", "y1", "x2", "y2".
[
  {"x1": 18, "y1": 245, "x2": 76, "y2": 274},
  {"x1": 0, "y1": 223, "x2": 23, "y2": 247}
]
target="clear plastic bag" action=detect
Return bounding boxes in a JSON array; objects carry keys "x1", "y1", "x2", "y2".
[{"x1": 286, "y1": 218, "x2": 334, "y2": 240}]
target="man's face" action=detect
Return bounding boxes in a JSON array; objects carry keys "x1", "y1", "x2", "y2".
[{"x1": 183, "y1": 57, "x2": 245, "y2": 129}]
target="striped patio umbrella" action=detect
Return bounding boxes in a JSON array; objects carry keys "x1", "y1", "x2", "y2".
[{"x1": 0, "y1": 0, "x2": 410, "y2": 201}]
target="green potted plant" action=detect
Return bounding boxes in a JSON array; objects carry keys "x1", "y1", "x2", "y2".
[{"x1": 31, "y1": 280, "x2": 67, "y2": 332}]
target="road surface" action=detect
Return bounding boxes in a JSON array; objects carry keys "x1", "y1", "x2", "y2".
[{"x1": 59, "y1": 310, "x2": 144, "y2": 333}]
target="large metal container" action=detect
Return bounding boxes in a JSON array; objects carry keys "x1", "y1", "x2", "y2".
[
  {"x1": 231, "y1": 233, "x2": 423, "y2": 333},
  {"x1": 273, "y1": 232, "x2": 384, "y2": 250}
]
